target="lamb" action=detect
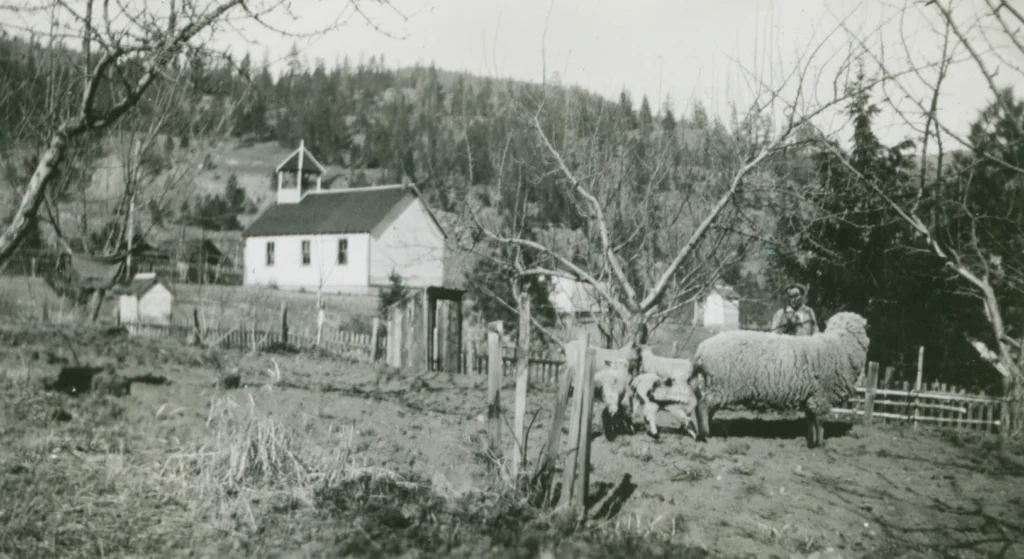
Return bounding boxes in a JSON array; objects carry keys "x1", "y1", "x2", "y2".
[
  {"x1": 638, "y1": 345, "x2": 693, "y2": 381},
  {"x1": 593, "y1": 358, "x2": 635, "y2": 438},
  {"x1": 562, "y1": 339, "x2": 635, "y2": 381},
  {"x1": 630, "y1": 372, "x2": 699, "y2": 439},
  {"x1": 689, "y1": 311, "x2": 869, "y2": 448}
]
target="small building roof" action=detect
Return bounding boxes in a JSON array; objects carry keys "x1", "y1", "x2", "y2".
[
  {"x1": 242, "y1": 184, "x2": 447, "y2": 239},
  {"x1": 709, "y1": 282, "x2": 740, "y2": 300},
  {"x1": 275, "y1": 141, "x2": 326, "y2": 175},
  {"x1": 547, "y1": 275, "x2": 606, "y2": 316},
  {"x1": 112, "y1": 272, "x2": 173, "y2": 297}
]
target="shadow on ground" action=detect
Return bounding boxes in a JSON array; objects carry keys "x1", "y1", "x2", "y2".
[{"x1": 709, "y1": 417, "x2": 854, "y2": 441}]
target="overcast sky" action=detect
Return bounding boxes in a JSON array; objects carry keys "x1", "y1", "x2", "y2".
[
  {"x1": 4, "y1": 0, "x2": 1020, "y2": 149},
  {"x1": 218, "y1": 0, "x2": 1021, "y2": 149}
]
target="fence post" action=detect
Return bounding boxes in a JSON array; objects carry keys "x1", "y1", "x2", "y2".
[
  {"x1": 192, "y1": 308, "x2": 202, "y2": 346},
  {"x1": 486, "y1": 321, "x2": 504, "y2": 465},
  {"x1": 280, "y1": 302, "x2": 289, "y2": 347},
  {"x1": 913, "y1": 346, "x2": 924, "y2": 428},
  {"x1": 250, "y1": 318, "x2": 257, "y2": 353},
  {"x1": 512, "y1": 293, "x2": 531, "y2": 481},
  {"x1": 538, "y1": 353, "x2": 575, "y2": 506},
  {"x1": 371, "y1": 317, "x2": 380, "y2": 362},
  {"x1": 316, "y1": 305, "x2": 325, "y2": 348},
  {"x1": 559, "y1": 331, "x2": 591, "y2": 510},
  {"x1": 573, "y1": 341, "x2": 596, "y2": 513},
  {"x1": 863, "y1": 362, "x2": 879, "y2": 425}
]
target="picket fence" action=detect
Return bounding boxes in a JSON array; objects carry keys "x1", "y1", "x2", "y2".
[
  {"x1": 831, "y1": 379, "x2": 1003, "y2": 434},
  {"x1": 124, "y1": 314, "x2": 385, "y2": 361}
]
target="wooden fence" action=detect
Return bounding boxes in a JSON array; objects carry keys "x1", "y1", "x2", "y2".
[
  {"x1": 122, "y1": 312, "x2": 385, "y2": 361},
  {"x1": 831, "y1": 370, "x2": 1003, "y2": 433},
  {"x1": 460, "y1": 355, "x2": 1005, "y2": 434}
]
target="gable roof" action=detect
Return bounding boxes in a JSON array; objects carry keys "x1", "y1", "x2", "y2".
[
  {"x1": 112, "y1": 272, "x2": 173, "y2": 297},
  {"x1": 709, "y1": 282, "x2": 740, "y2": 300},
  {"x1": 275, "y1": 141, "x2": 326, "y2": 175},
  {"x1": 547, "y1": 275, "x2": 607, "y2": 315},
  {"x1": 242, "y1": 184, "x2": 447, "y2": 239}
]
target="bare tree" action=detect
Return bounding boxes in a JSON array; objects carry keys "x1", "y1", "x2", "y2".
[
  {"x1": 822, "y1": 0, "x2": 1024, "y2": 449},
  {"x1": 461, "y1": 26, "x2": 889, "y2": 356},
  {"x1": 0, "y1": 0, "x2": 396, "y2": 265}
]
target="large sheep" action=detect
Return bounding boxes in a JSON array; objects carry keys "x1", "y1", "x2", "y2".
[
  {"x1": 689, "y1": 311, "x2": 869, "y2": 448},
  {"x1": 630, "y1": 372, "x2": 698, "y2": 439}
]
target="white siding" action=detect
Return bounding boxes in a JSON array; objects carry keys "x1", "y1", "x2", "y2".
[
  {"x1": 139, "y1": 284, "x2": 173, "y2": 325},
  {"x1": 244, "y1": 233, "x2": 371, "y2": 293},
  {"x1": 702, "y1": 292, "x2": 740, "y2": 329},
  {"x1": 369, "y1": 199, "x2": 445, "y2": 287},
  {"x1": 119, "y1": 295, "x2": 138, "y2": 324},
  {"x1": 119, "y1": 284, "x2": 173, "y2": 325}
]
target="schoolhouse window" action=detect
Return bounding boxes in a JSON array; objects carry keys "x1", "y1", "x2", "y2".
[
  {"x1": 337, "y1": 239, "x2": 348, "y2": 265},
  {"x1": 301, "y1": 240, "x2": 311, "y2": 266},
  {"x1": 266, "y1": 241, "x2": 275, "y2": 266}
]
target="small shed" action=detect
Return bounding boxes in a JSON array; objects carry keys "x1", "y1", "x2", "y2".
[
  {"x1": 114, "y1": 272, "x2": 174, "y2": 328},
  {"x1": 693, "y1": 282, "x2": 741, "y2": 330},
  {"x1": 385, "y1": 286, "x2": 464, "y2": 373}
]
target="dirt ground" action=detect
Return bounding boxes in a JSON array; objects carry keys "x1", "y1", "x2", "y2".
[{"x1": 1, "y1": 325, "x2": 1022, "y2": 558}]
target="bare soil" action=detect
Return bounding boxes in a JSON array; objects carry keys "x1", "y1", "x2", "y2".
[{"x1": 1, "y1": 324, "x2": 1022, "y2": 558}]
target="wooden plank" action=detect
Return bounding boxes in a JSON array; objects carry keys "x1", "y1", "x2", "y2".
[
  {"x1": 511, "y1": 293, "x2": 531, "y2": 480},
  {"x1": 559, "y1": 331, "x2": 590, "y2": 509},
  {"x1": 851, "y1": 387, "x2": 1002, "y2": 403},
  {"x1": 370, "y1": 317, "x2": 380, "y2": 362},
  {"x1": 833, "y1": 409, "x2": 1000, "y2": 426},
  {"x1": 574, "y1": 339, "x2": 595, "y2": 513},
  {"x1": 843, "y1": 398, "x2": 967, "y2": 413},
  {"x1": 279, "y1": 302, "x2": 289, "y2": 347},
  {"x1": 863, "y1": 362, "x2": 879, "y2": 425},
  {"x1": 956, "y1": 387, "x2": 965, "y2": 429},
  {"x1": 914, "y1": 346, "x2": 924, "y2": 428},
  {"x1": 486, "y1": 322, "x2": 504, "y2": 464}
]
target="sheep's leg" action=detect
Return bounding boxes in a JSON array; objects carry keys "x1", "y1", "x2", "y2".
[
  {"x1": 805, "y1": 410, "x2": 825, "y2": 448},
  {"x1": 805, "y1": 397, "x2": 830, "y2": 448},
  {"x1": 665, "y1": 403, "x2": 698, "y2": 439},
  {"x1": 695, "y1": 399, "x2": 711, "y2": 442},
  {"x1": 643, "y1": 401, "x2": 660, "y2": 438},
  {"x1": 601, "y1": 407, "x2": 616, "y2": 440}
]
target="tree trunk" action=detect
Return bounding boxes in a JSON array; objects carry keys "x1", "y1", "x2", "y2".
[{"x1": 0, "y1": 125, "x2": 74, "y2": 265}]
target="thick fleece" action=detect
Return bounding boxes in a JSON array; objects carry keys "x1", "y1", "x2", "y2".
[{"x1": 690, "y1": 311, "x2": 869, "y2": 448}]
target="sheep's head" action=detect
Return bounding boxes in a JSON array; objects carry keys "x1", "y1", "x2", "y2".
[
  {"x1": 825, "y1": 312, "x2": 869, "y2": 347},
  {"x1": 594, "y1": 358, "x2": 631, "y2": 415}
]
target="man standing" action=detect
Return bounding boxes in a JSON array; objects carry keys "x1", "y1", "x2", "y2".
[{"x1": 770, "y1": 284, "x2": 819, "y2": 336}]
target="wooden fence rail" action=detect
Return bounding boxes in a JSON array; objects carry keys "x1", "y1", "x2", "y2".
[{"x1": 831, "y1": 371, "x2": 1003, "y2": 434}]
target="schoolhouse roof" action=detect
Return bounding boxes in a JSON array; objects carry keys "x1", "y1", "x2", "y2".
[{"x1": 241, "y1": 184, "x2": 447, "y2": 239}]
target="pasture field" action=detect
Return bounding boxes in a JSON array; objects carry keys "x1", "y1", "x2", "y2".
[
  {"x1": 1, "y1": 324, "x2": 1023, "y2": 558},
  {"x1": 0, "y1": 276, "x2": 380, "y2": 334}
]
